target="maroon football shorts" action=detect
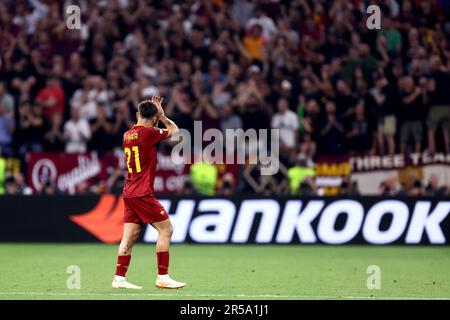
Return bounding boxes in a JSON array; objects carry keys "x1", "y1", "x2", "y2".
[{"x1": 123, "y1": 195, "x2": 169, "y2": 224}]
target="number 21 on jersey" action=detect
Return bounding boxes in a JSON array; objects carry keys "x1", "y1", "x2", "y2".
[{"x1": 124, "y1": 146, "x2": 141, "y2": 173}]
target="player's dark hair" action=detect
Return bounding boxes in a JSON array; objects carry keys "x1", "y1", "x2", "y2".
[{"x1": 137, "y1": 100, "x2": 157, "y2": 119}]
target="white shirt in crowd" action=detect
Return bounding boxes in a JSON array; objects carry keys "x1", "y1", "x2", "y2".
[
  {"x1": 246, "y1": 15, "x2": 277, "y2": 40},
  {"x1": 271, "y1": 109, "x2": 299, "y2": 148},
  {"x1": 70, "y1": 88, "x2": 112, "y2": 120},
  {"x1": 12, "y1": 0, "x2": 48, "y2": 35},
  {"x1": 64, "y1": 118, "x2": 91, "y2": 153}
]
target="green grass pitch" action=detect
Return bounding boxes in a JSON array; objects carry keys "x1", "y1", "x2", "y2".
[{"x1": 0, "y1": 244, "x2": 449, "y2": 300}]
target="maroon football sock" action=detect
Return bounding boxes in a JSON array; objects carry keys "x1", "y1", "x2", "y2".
[
  {"x1": 156, "y1": 251, "x2": 169, "y2": 275},
  {"x1": 115, "y1": 254, "x2": 131, "y2": 277}
]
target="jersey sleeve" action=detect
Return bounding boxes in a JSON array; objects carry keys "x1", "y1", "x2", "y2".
[{"x1": 145, "y1": 127, "x2": 170, "y2": 145}]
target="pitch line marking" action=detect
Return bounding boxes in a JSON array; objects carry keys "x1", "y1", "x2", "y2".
[{"x1": 0, "y1": 292, "x2": 449, "y2": 300}]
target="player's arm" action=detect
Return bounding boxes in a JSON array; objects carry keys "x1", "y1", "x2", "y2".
[
  {"x1": 157, "y1": 113, "x2": 179, "y2": 138},
  {"x1": 152, "y1": 96, "x2": 179, "y2": 138}
]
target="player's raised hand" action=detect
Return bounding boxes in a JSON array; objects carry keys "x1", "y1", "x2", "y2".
[
  {"x1": 151, "y1": 96, "x2": 164, "y2": 117},
  {"x1": 152, "y1": 95, "x2": 163, "y2": 106}
]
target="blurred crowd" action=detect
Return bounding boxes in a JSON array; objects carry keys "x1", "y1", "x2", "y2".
[{"x1": 0, "y1": 0, "x2": 450, "y2": 196}]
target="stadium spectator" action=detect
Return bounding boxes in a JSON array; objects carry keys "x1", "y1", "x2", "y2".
[
  {"x1": 409, "y1": 180, "x2": 426, "y2": 196},
  {"x1": 107, "y1": 167, "x2": 126, "y2": 195},
  {"x1": 338, "y1": 178, "x2": 361, "y2": 196},
  {"x1": 335, "y1": 79, "x2": 357, "y2": 118},
  {"x1": 35, "y1": 77, "x2": 65, "y2": 122},
  {"x1": 0, "y1": 100, "x2": 14, "y2": 156},
  {"x1": 4, "y1": 172, "x2": 32, "y2": 195},
  {"x1": 39, "y1": 178, "x2": 62, "y2": 195},
  {"x1": 219, "y1": 103, "x2": 242, "y2": 134},
  {"x1": 243, "y1": 24, "x2": 266, "y2": 62},
  {"x1": 16, "y1": 102, "x2": 45, "y2": 155},
  {"x1": 378, "y1": 17, "x2": 402, "y2": 56},
  {"x1": 190, "y1": 161, "x2": 218, "y2": 196},
  {"x1": 90, "y1": 177, "x2": 108, "y2": 195},
  {"x1": 425, "y1": 174, "x2": 440, "y2": 196},
  {"x1": 271, "y1": 97, "x2": 298, "y2": 153},
  {"x1": 346, "y1": 101, "x2": 377, "y2": 155},
  {"x1": 398, "y1": 75, "x2": 425, "y2": 153},
  {"x1": 111, "y1": 100, "x2": 134, "y2": 146},
  {"x1": 424, "y1": 174, "x2": 449, "y2": 197},
  {"x1": 317, "y1": 100, "x2": 345, "y2": 155},
  {"x1": 178, "y1": 180, "x2": 198, "y2": 197},
  {"x1": 245, "y1": 5, "x2": 277, "y2": 41},
  {"x1": 4, "y1": 176, "x2": 19, "y2": 195},
  {"x1": 13, "y1": 0, "x2": 49, "y2": 35},
  {"x1": 0, "y1": 82, "x2": 15, "y2": 114},
  {"x1": 88, "y1": 102, "x2": 114, "y2": 153},
  {"x1": 426, "y1": 55, "x2": 450, "y2": 154},
  {"x1": 379, "y1": 176, "x2": 406, "y2": 196},
  {"x1": 297, "y1": 97, "x2": 319, "y2": 161},
  {"x1": 243, "y1": 160, "x2": 287, "y2": 195},
  {"x1": 43, "y1": 112, "x2": 65, "y2": 151},
  {"x1": 63, "y1": 107, "x2": 91, "y2": 153},
  {"x1": 296, "y1": 176, "x2": 319, "y2": 196},
  {"x1": 217, "y1": 172, "x2": 236, "y2": 196},
  {"x1": 287, "y1": 156, "x2": 315, "y2": 195},
  {"x1": 371, "y1": 73, "x2": 399, "y2": 155}
]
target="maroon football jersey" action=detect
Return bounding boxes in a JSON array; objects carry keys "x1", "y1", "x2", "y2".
[{"x1": 122, "y1": 125, "x2": 169, "y2": 198}]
